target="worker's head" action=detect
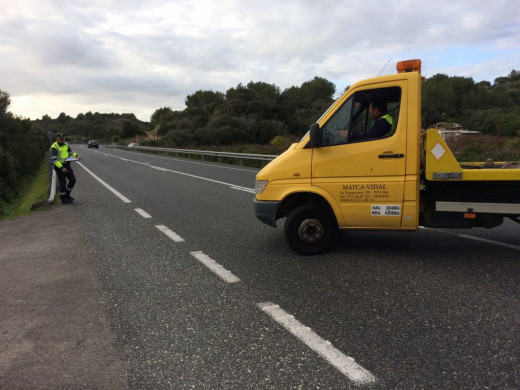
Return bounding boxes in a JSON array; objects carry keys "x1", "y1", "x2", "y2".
[
  {"x1": 56, "y1": 133, "x2": 65, "y2": 143},
  {"x1": 369, "y1": 97, "x2": 387, "y2": 119}
]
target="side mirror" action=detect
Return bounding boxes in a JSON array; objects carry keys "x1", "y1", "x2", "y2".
[{"x1": 309, "y1": 123, "x2": 322, "y2": 148}]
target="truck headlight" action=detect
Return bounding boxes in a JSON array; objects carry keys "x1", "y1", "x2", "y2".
[{"x1": 255, "y1": 180, "x2": 268, "y2": 194}]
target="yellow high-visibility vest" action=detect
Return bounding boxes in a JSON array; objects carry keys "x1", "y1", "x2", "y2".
[
  {"x1": 382, "y1": 113, "x2": 396, "y2": 137},
  {"x1": 50, "y1": 142, "x2": 77, "y2": 169}
]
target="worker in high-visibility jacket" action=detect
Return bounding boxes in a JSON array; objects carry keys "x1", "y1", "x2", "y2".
[
  {"x1": 337, "y1": 97, "x2": 396, "y2": 141},
  {"x1": 50, "y1": 133, "x2": 81, "y2": 204}
]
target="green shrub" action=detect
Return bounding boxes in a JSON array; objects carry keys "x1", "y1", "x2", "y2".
[{"x1": 271, "y1": 135, "x2": 291, "y2": 147}]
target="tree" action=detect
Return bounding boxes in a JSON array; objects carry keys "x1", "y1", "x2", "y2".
[
  {"x1": 501, "y1": 112, "x2": 520, "y2": 136},
  {"x1": 150, "y1": 107, "x2": 173, "y2": 127},
  {"x1": 422, "y1": 74, "x2": 458, "y2": 120},
  {"x1": 299, "y1": 76, "x2": 336, "y2": 103},
  {"x1": 57, "y1": 112, "x2": 72, "y2": 124},
  {"x1": 185, "y1": 90, "x2": 225, "y2": 115},
  {"x1": 0, "y1": 90, "x2": 10, "y2": 115},
  {"x1": 225, "y1": 83, "x2": 255, "y2": 116},
  {"x1": 508, "y1": 70, "x2": 520, "y2": 81},
  {"x1": 0, "y1": 89, "x2": 48, "y2": 214},
  {"x1": 280, "y1": 77, "x2": 335, "y2": 136}
]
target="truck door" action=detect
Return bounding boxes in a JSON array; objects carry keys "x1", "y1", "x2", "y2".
[{"x1": 312, "y1": 84, "x2": 407, "y2": 228}]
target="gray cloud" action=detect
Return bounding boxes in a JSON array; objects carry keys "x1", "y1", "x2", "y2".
[{"x1": 1, "y1": 0, "x2": 519, "y2": 121}]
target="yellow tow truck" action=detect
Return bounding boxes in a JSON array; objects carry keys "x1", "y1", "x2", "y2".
[{"x1": 253, "y1": 60, "x2": 520, "y2": 254}]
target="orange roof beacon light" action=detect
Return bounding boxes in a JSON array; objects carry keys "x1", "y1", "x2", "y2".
[{"x1": 397, "y1": 59, "x2": 421, "y2": 73}]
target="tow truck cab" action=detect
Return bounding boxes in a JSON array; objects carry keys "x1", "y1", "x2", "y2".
[{"x1": 254, "y1": 60, "x2": 520, "y2": 254}]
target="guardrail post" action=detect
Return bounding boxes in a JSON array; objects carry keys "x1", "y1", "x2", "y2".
[
  {"x1": 46, "y1": 160, "x2": 57, "y2": 202},
  {"x1": 31, "y1": 161, "x2": 57, "y2": 210},
  {"x1": 47, "y1": 169, "x2": 57, "y2": 203}
]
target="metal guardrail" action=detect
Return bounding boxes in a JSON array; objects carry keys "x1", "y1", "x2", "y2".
[{"x1": 115, "y1": 145, "x2": 279, "y2": 166}]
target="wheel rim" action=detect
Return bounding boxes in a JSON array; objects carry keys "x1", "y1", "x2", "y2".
[{"x1": 297, "y1": 218, "x2": 324, "y2": 244}]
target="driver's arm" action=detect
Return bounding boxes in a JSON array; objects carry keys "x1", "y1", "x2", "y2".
[{"x1": 337, "y1": 129, "x2": 349, "y2": 138}]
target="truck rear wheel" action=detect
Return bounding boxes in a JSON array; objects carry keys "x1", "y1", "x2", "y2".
[{"x1": 284, "y1": 205, "x2": 338, "y2": 255}]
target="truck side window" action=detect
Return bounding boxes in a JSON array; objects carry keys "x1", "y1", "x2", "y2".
[
  {"x1": 322, "y1": 87, "x2": 401, "y2": 146},
  {"x1": 321, "y1": 97, "x2": 353, "y2": 146}
]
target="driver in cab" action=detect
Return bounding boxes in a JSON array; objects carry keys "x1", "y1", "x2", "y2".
[{"x1": 337, "y1": 97, "x2": 394, "y2": 141}]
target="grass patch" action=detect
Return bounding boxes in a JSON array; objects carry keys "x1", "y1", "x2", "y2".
[{"x1": 0, "y1": 161, "x2": 55, "y2": 222}]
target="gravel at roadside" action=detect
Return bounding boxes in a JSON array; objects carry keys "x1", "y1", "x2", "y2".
[{"x1": 0, "y1": 205, "x2": 128, "y2": 389}]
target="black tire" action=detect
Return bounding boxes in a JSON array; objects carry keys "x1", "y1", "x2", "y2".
[{"x1": 284, "y1": 204, "x2": 338, "y2": 255}]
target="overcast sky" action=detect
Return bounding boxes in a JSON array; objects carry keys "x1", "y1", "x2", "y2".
[{"x1": 1, "y1": 0, "x2": 519, "y2": 122}]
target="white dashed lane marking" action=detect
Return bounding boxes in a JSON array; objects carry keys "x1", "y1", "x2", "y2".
[
  {"x1": 155, "y1": 224, "x2": 185, "y2": 243},
  {"x1": 257, "y1": 302, "x2": 377, "y2": 385},
  {"x1": 190, "y1": 251, "x2": 240, "y2": 283},
  {"x1": 135, "y1": 208, "x2": 152, "y2": 218}
]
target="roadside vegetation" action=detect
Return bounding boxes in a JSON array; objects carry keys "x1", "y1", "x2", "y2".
[
  {"x1": 1, "y1": 68, "x2": 519, "y2": 218},
  {"x1": 0, "y1": 161, "x2": 52, "y2": 221},
  {"x1": 0, "y1": 91, "x2": 48, "y2": 217},
  {"x1": 449, "y1": 134, "x2": 520, "y2": 162}
]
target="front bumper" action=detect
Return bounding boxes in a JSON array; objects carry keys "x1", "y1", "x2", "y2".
[{"x1": 253, "y1": 199, "x2": 281, "y2": 227}]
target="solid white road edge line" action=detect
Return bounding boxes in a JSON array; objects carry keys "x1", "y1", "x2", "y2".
[
  {"x1": 457, "y1": 234, "x2": 520, "y2": 250},
  {"x1": 145, "y1": 163, "x2": 252, "y2": 191},
  {"x1": 106, "y1": 154, "x2": 256, "y2": 193},
  {"x1": 190, "y1": 251, "x2": 241, "y2": 284},
  {"x1": 421, "y1": 226, "x2": 520, "y2": 250},
  {"x1": 135, "y1": 208, "x2": 152, "y2": 218},
  {"x1": 257, "y1": 302, "x2": 377, "y2": 385},
  {"x1": 229, "y1": 186, "x2": 256, "y2": 193},
  {"x1": 155, "y1": 225, "x2": 185, "y2": 243},
  {"x1": 76, "y1": 162, "x2": 132, "y2": 203}
]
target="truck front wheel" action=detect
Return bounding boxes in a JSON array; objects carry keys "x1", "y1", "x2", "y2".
[{"x1": 284, "y1": 205, "x2": 338, "y2": 255}]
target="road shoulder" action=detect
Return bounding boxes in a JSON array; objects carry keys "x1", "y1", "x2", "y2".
[{"x1": 0, "y1": 206, "x2": 128, "y2": 389}]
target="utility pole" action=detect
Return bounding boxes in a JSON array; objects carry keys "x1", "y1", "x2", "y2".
[
  {"x1": 154, "y1": 125, "x2": 159, "y2": 142},
  {"x1": 497, "y1": 107, "x2": 502, "y2": 147}
]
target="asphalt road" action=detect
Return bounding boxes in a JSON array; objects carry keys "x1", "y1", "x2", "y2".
[{"x1": 69, "y1": 145, "x2": 520, "y2": 389}]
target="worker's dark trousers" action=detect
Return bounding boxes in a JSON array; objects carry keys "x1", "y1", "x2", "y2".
[{"x1": 54, "y1": 164, "x2": 76, "y2": 200}]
